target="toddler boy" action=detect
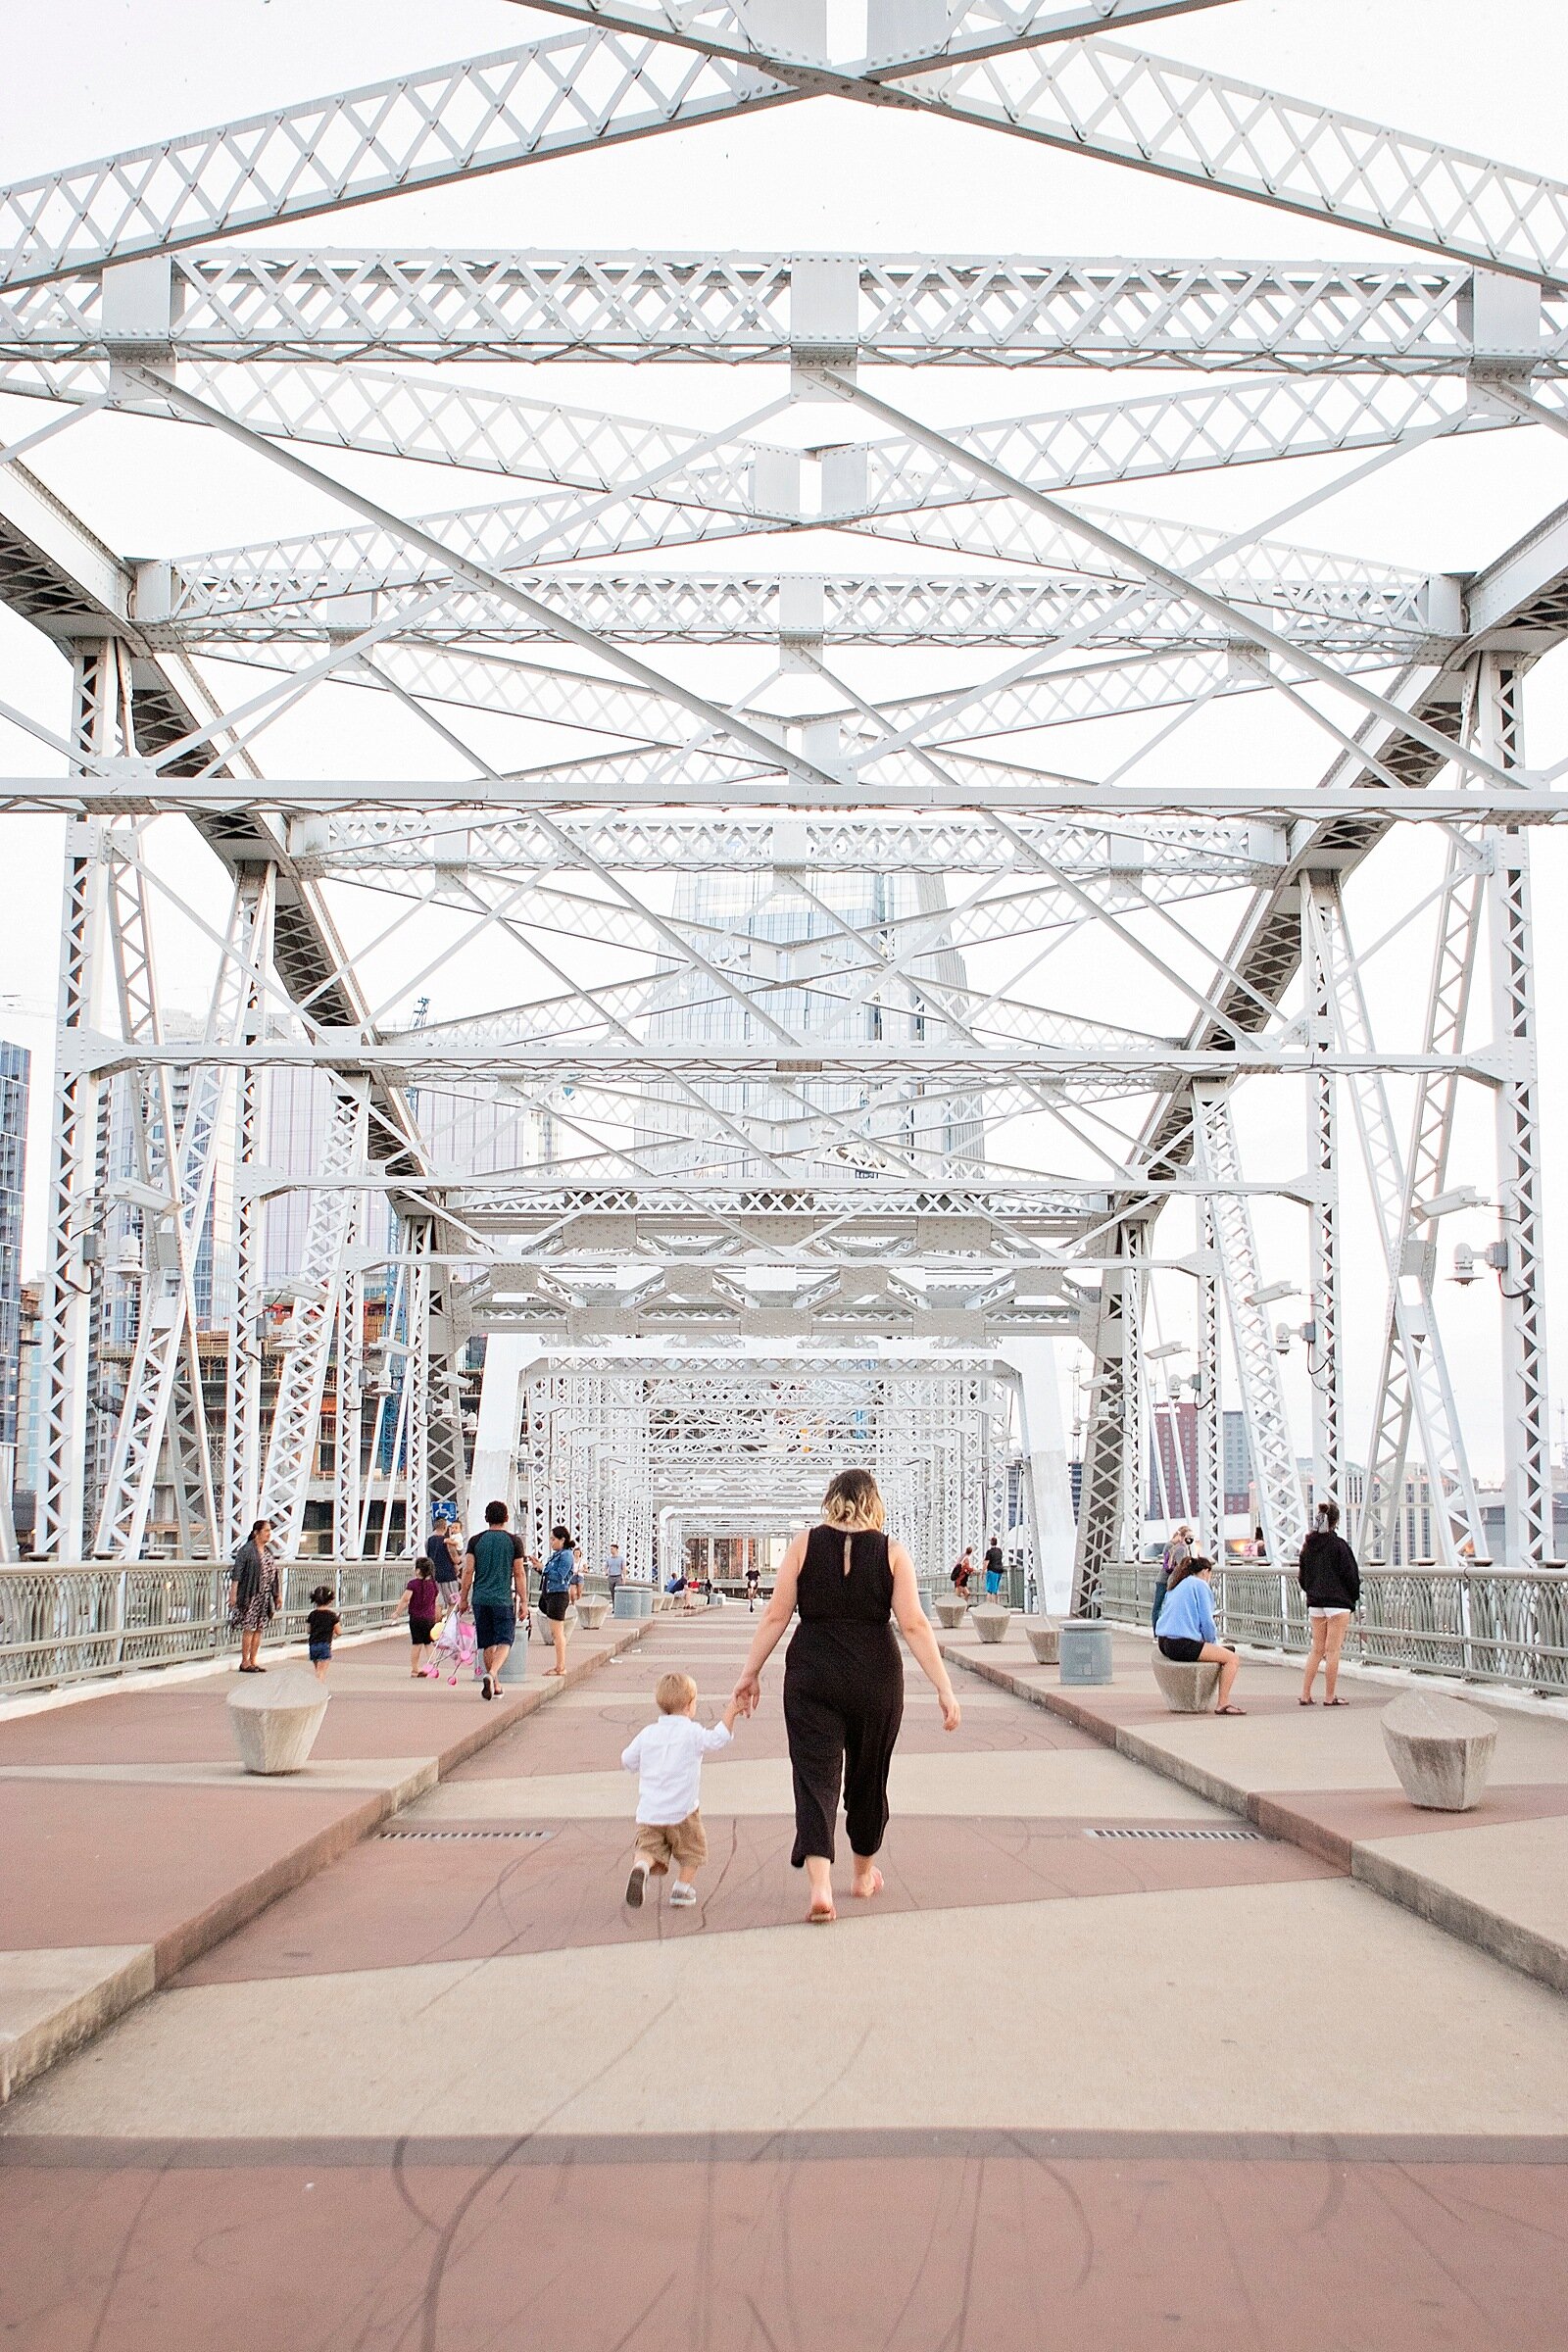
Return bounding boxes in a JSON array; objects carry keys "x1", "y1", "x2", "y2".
[{"x1": 621, "y1": 1670, "x2": 740, "y2": 1909}]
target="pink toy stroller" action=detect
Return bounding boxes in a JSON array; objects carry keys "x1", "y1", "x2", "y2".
[{"x1": 427, "y1": 1606, "x2": 478, "y2": 1686}]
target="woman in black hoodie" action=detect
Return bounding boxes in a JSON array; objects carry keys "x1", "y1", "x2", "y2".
[{"x1": 1298, "y1": 1500, "x2": 1360, "y2": 1706}]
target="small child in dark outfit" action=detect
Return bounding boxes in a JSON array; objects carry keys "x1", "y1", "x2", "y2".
[
  {"x1": 306, "y1": 1584, "x2": 340, "y2": 1681},
  {"x1": 398, "y1": 1557, "x2": 442, "y2": 1678}
]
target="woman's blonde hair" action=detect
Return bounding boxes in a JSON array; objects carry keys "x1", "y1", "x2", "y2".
[{"x1": 820, "y1": 1469, "x2": 885, "y2": 1533}]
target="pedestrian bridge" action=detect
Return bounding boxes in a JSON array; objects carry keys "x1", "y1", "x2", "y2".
[{"x1": 2, "y1": 1600, "x2": 1565, "y2": 2346}]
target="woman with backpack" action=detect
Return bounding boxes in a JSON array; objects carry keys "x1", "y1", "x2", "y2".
[{"x1": 1298, "y1": 1500, "x2": 1361, "y2": 1706}]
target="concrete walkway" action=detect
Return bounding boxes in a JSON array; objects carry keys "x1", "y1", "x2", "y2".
[
  {"x1": 2, "y1": 1611, "x2": 1567, "y2": 2348},
  {"x1": 0, "y1": 1611, "x2": 646, "y2": 2102},
  {"x1": 939, "y1": 1615, "x2": 1568, "y2": 1993}
]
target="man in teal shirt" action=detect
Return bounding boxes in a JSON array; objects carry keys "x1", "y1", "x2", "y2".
[{"x1": 459, "y1": 1498, "x2": 530, "y2": 1700}]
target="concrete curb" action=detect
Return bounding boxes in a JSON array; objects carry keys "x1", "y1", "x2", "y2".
[
  {"x1": 0, "y1": 1623, "x2": 648, "y2": 2107},
  {"x1": 939, "y1": 1638, "x2": 1568, "y2": 2000}
]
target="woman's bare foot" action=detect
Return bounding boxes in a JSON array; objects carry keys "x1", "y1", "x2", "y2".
[{"x1": 851, "y1": 1866, "x2": 884, "y2": 1900}]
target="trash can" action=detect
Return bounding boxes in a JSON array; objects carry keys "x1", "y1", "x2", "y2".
[{"x1": 1058, "y1": 1620, "x2": 1113, "y2": 1686}]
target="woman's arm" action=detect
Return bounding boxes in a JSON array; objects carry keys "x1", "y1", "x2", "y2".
[
  {"x1": 731, "y1": 1535, "x2": 805, "y2": 1710},
  {"x1": 890, "y1": 1544, "x2": 961, "y2": 1732}
]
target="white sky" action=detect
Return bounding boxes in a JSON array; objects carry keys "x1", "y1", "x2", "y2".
[{"x1": 4, "y1": 0, "x2": 1568, "y2": 1493}]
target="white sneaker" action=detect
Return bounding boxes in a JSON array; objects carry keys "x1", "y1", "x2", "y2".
[
  {"x1": 625, "y1": 1861, "x2": 650, "y2": 1908},
  {"x1": 668, "y1": 1883, "x2": 697, "y2": 1908}
]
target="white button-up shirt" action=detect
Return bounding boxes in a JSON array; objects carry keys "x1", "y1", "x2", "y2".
[{"x1": 621, "y1": 1714, "x2": 733, "y2": 1824}]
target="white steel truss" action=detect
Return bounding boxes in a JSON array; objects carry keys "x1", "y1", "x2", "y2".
[{"x1": 2, "y1": 8, "x2": 1563, "y2": 1592}]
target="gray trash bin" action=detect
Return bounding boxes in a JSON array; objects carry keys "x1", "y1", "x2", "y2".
[{"x1": 1058, "y1": 1619, "x2": 1113, "y2": 1686}]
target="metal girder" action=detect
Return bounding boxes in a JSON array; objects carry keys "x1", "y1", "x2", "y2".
[
  {"x1": 2, "y1": 362, "x2": 1521, "y2": 506},
  {"x1": 0, "y1": 462, "x2": 425, "y2": 1181},
  {"x1": 287, "y1": 808, "x2": 1279, "y2": 879},
  {"x1": 522, "y1": 12, "x2": 1568, "y2": 288},
  {"x1": 0, "y1": 35, "x2": 789, "y2": 294},
  {"x1": 10, "y1": 16, "x2": 1567, "y2": 293},
  {"x1": 14, "y1": 776, "x2": 1568, "y2": 821},
  {"x1": 1132, "y1": 496, "x2": 1568, "y2": 1192},
  {"x1": 257, "y1": 1084, "x2": 369, "y2": 1553},
  {"x1": 143, "y1": 556, "x2": 1433, "y2": 647},
  {"x1": 3, "y1": 253, "x2": 1560, "y2": 373},
  {"x1": 62, "y1": 1037, "x2": 1500, "y2": 1083},
  {"x1": 1304, "y1": 877, "x2": 1483, "y2": 1566},
  {"x1": 1191, "y1": 1084, "x2": 1301, "y2": 1566}
]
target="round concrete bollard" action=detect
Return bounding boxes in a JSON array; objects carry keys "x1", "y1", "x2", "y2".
[
  {"x1": 495, "y1": 1620, "x2": 528, "y2": 1687},
  {"x1": 933, "y1": 1596, "x2": 967, "y2": 1630},
  {"x1": 613, "y1": 1583, "x2": 653, "y2": 1619},
  {"x1": 1381, "y1": 1690, "x2": 1497, "y2": 1811},
  {"x1": 1058, "y1": 1619, "x2": 1113, "y2": 1687},
  {"x1": 577, "y1": 1595, "x2": 611, "y2": 1632},
  {"x1": 227, "y1": 1665, "x2": 330, "y2": 1776},
  {"x1": 1024, "y1": 1620, "x2": 1060, "y2": 1666},
  {"x1": 971, "y1": 1605, "x2": 1011, "y2": 1644}
]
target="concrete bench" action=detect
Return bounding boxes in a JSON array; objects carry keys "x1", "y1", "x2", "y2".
[
  {"x1": 226, "y1": 1666, "x2": 330, "y2": 1776},
  {"x1": 1151, "y1": 1651, "x2": 1220, "y2": 1713},
  {"x1": 1023, "y1": 1620, "x2": 1060, "y2": 1665},
  {"x1": 576, "y1": 1596, "x2": 611, "y2": 1632},
  {"x1": 1381, "y1": 1690, "x2": 1497, "y2": 1811},
  {"x1": 971, "y1": 1604, "x2": 1012, "y2": 1645},
  {"x1": 933, "y1": 1595, "x2": 968, "y2": 1630}
]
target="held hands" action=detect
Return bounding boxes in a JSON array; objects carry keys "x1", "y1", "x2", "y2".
[{"x1": 731, "y1": 1672, "x2": 760, "y2": 1718}]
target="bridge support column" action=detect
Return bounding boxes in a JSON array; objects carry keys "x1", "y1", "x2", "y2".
[
  {"x1": 1481, "y1": 655, "x2": 1554, "y2": 1563},
  {"x1": 1001, "y1": 1342, "x2": 1075, "y2": 1615}
]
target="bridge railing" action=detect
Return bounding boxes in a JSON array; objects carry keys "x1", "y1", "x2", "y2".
[
  {"x1": 1097, "y1": 1561, "x2": 1568, "y2": 1694},
  {"x1": 0, "y1": 1562, "x2": 411, "y2": 1696}
]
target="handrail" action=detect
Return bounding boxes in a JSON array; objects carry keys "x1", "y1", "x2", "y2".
[
  {"x1": 0, "y1": 1561, "x2": 409, "y2": 1695},
  {"x1": 1098, "y1": 1560, "x2": 1568, "y2": 1693}
]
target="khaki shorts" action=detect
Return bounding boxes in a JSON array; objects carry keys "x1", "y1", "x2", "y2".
[{"x1": 634, "y1": 1811, "x2": 708, "y2": 1873}]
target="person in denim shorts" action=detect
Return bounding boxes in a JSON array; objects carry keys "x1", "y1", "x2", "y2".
[{"x1": 459, "y1": 1499, "x2": 529, "y2": 1700}]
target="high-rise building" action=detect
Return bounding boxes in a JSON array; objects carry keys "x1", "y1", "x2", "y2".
[
  {"x1": 0, "y1": 1041, "x2": 29, "y2": 1550},
  {"x1": 1148, "y1": 1399, "x2": 1200, "y2": 1521},
  {"x1": 1223, "y1": 1410, "x2": 1252, "y2": 1516}
]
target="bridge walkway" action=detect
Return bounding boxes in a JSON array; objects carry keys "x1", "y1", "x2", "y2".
[{"x1": 2, "y1": 1611, "x2": 1566, "y2": 2347}]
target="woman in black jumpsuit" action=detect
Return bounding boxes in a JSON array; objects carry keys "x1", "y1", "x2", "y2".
[{"x1": 731, "y1": 1469, "x2": 962, "y2": 1924}]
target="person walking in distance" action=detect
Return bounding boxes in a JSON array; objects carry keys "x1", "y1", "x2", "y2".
[
  {"x1": 1298, "y1": 1500, "x2": 1361, "y2": 1706},
  {"x1": 1155, "y1": 1554, "x2": 1244, "y2": 1714},
  {"x1": 621, "y1": 1672, "x2": 743, "y2": 1911},
  {"x1": 950, "y1": 1547, "x2": 974, "y2": 1599},
  {"x1": 229, "y1": 1518, "x2": 280, "y2": 1674},
  {"x1": 459, "y1": 1500, "x2": 529, "y2": 1700},
  {"x1": 605, "y1": 1541, "x2": 625, "y2": 1610},
  {"x1": 425, "y1": 1513, "x2": 461, "y2": 1608},
  {"x1": 1152, "y1": 1524, "x2": 1192, "y2": 1632},
  {"x1": 731, "y1": 1469, "x2": 961, "y2": 1925},
  {"x1": 535, "y1": 1525, "x2": 581, "y2": 1679},
  {"x1": 983, "y1": 1534, "x2": 1005, "y2": 1599}
]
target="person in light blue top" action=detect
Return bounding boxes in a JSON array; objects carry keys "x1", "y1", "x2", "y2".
[
  {"x1": 533, "y1": 1524, "x2": 581, "y2": 1680},
  {"x1": 1154, "y1": 1555, "x2": 1244, "y2": 1713}
]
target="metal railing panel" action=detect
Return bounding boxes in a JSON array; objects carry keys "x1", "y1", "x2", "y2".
[
  {"x1": 1098, "y1": 1561, "x2": 1568, "y2": 1693},
  {"x1": 0, "y1": 1561, "x2": 409, "y2": 1694}
]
